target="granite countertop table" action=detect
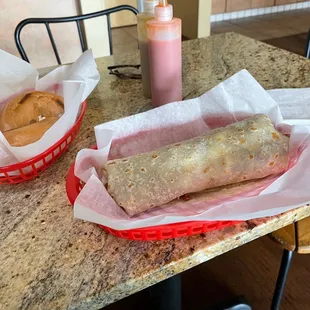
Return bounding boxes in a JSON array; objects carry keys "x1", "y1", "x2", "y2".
[{"x1": 1, "y1": 32, "x2": 310, "y2": 310}]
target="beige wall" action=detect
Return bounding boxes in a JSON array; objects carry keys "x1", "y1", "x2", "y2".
[
  {"x1": 0, "y1": 0, "x2": 139, "y2": 68},
  {"x1": 104, "y1": 0, "x2": 137, "y2": 27},
  {"x1": 80, "y1": 0, "x2": 110, "y2": 59},
  {"x1": 169, "y1": 0, "x2": 211, "y2": 39},
  {"x1": 198, "y1": 1, "x2": 212, "y2": 38},
  {"x1": 80, "y1": 0, "x2": 138, "y2": 58},
  {"x1": 0, "y1": 0, "x2": 82, "y2": 68}
]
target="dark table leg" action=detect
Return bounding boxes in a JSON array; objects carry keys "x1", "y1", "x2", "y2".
[
  {"x1": 147, "y1": 274, "x2": 251, "y2": 310},
  {"x1": 148, "y1": 274, "x2": 182, "y2": 310}
]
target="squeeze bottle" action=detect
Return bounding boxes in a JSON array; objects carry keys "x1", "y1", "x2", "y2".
[
  {"x1": 137, "y1": 0, "x2": 159, "y2": 98},
  {"x1": 147, "y1": 0, "x2": 182, "y2": 107}
]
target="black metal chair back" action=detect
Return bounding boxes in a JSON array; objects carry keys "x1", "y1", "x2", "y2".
[
  {"x1": 305, "y1": 28, "x2": 310, "y2": 59},
  {"x1": 14, "y1": 5, "x2": 139, "y2": 65}
]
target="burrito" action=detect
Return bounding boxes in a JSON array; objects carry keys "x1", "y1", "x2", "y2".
[{"x1": 103, "y1": 114, "x2": 289, "y2": 216}]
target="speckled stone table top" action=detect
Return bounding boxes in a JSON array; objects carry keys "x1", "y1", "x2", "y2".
[{"x1": 1, "y1": 33, "x2": 310, "y2": 310}]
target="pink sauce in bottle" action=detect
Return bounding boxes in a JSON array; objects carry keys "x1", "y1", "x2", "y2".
[{"x1": 147, "y1": 2, "x2": 182, "y2": 107}]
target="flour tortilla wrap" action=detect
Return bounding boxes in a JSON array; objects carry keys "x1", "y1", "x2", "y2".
[{"x1": 103, "y1": 114, "x2": 289, "y2": 216}]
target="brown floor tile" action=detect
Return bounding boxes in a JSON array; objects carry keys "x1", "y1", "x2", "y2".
[
  {"x1": 113, "y1": 41, "x2": 138, "y2": 55},
  {"x1": 211, "y1": 21, "x2": 239, "y2": 34},
  {"x1": 256, "y1": 8, "x2": 310, "y2": 21},
  {"x1": 228, "y1": 17, "x2": 300, "y2": 38},
  {"x1": 122, "y1": 25, "x2": 138, "y2": 39},
  {"x1": 112, "y1": 28, "x2": 137, "y2": 46},
  {"x1": 212, "y1": 20, "x2": 253, "y2": 33},
  {"x1": 238, "y1": 31, "x2": 271, "y2": 40},
  {"x1": 263, "y1": 15, "x2": 310, "y2": 33},
  {"x1": 212, "y1": 21, "x2": 274, "y2": 40},
  {"x1": 264, "y1": 32, "x2": 307, "y2": 57}
]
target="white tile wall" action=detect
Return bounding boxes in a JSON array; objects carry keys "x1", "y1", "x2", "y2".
[
  {"x1": 211, "y1": 1, "x2": 310, "y2": 22},
  {"x1": 257, "y1": 8, "x2": 264, "y2": 15},
  {"x1": 244, "y1": 10, "x2": 251, "y2": 17},
  {"x1": 237, "y1": 10, "x2": 244, "y2": 18},
  {"x1": 231, "y1": 11, "x2": 238, "y2": 19},
  {"x1": 223, "y1": 13, "x2": 230, "y2": 20},
  {"x1": 265, "y1": 7, "x2": 272, "y2": 14}
]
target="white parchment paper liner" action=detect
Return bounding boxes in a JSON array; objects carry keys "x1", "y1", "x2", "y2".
[
  {"x1": 74, "y1": 70, "x2": 310, "y2": 230},
  {"x1": 0, "y1": 49, "x2": 100, "y2": 168}
]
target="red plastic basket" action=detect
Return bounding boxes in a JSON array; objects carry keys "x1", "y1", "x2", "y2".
[
  {"x1": 66, "y1": 163, "x2": 240, "y2": 241},
  {"x1": 0, "y1": 101, "x2": 87, "y2": 184}
]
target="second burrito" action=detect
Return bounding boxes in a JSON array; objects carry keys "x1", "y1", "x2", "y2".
[{"x1": 103, "y1": 114, "x2": 289, "y2": 216}]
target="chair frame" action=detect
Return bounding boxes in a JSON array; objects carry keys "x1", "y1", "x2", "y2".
[
  {"x1": 305, "y1": 28, "x2": 310, "y2": 59},
  {"x1": 14, "y1": 5, "x2": 139, "y2": 64}
]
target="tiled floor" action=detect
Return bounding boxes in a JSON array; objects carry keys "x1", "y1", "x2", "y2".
[
  {"x1": 112, "y1": 27, "x2": 138, "y2": 55},
  {"x1": 111, "y1": 8, "x2": 310, "y2": 55},
  {"x1": 265, "y1": 32, "x2": 308, "y2": 56},
  {"x1": 212, "y1": 8, "x2": 310, "y2": 40}
]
